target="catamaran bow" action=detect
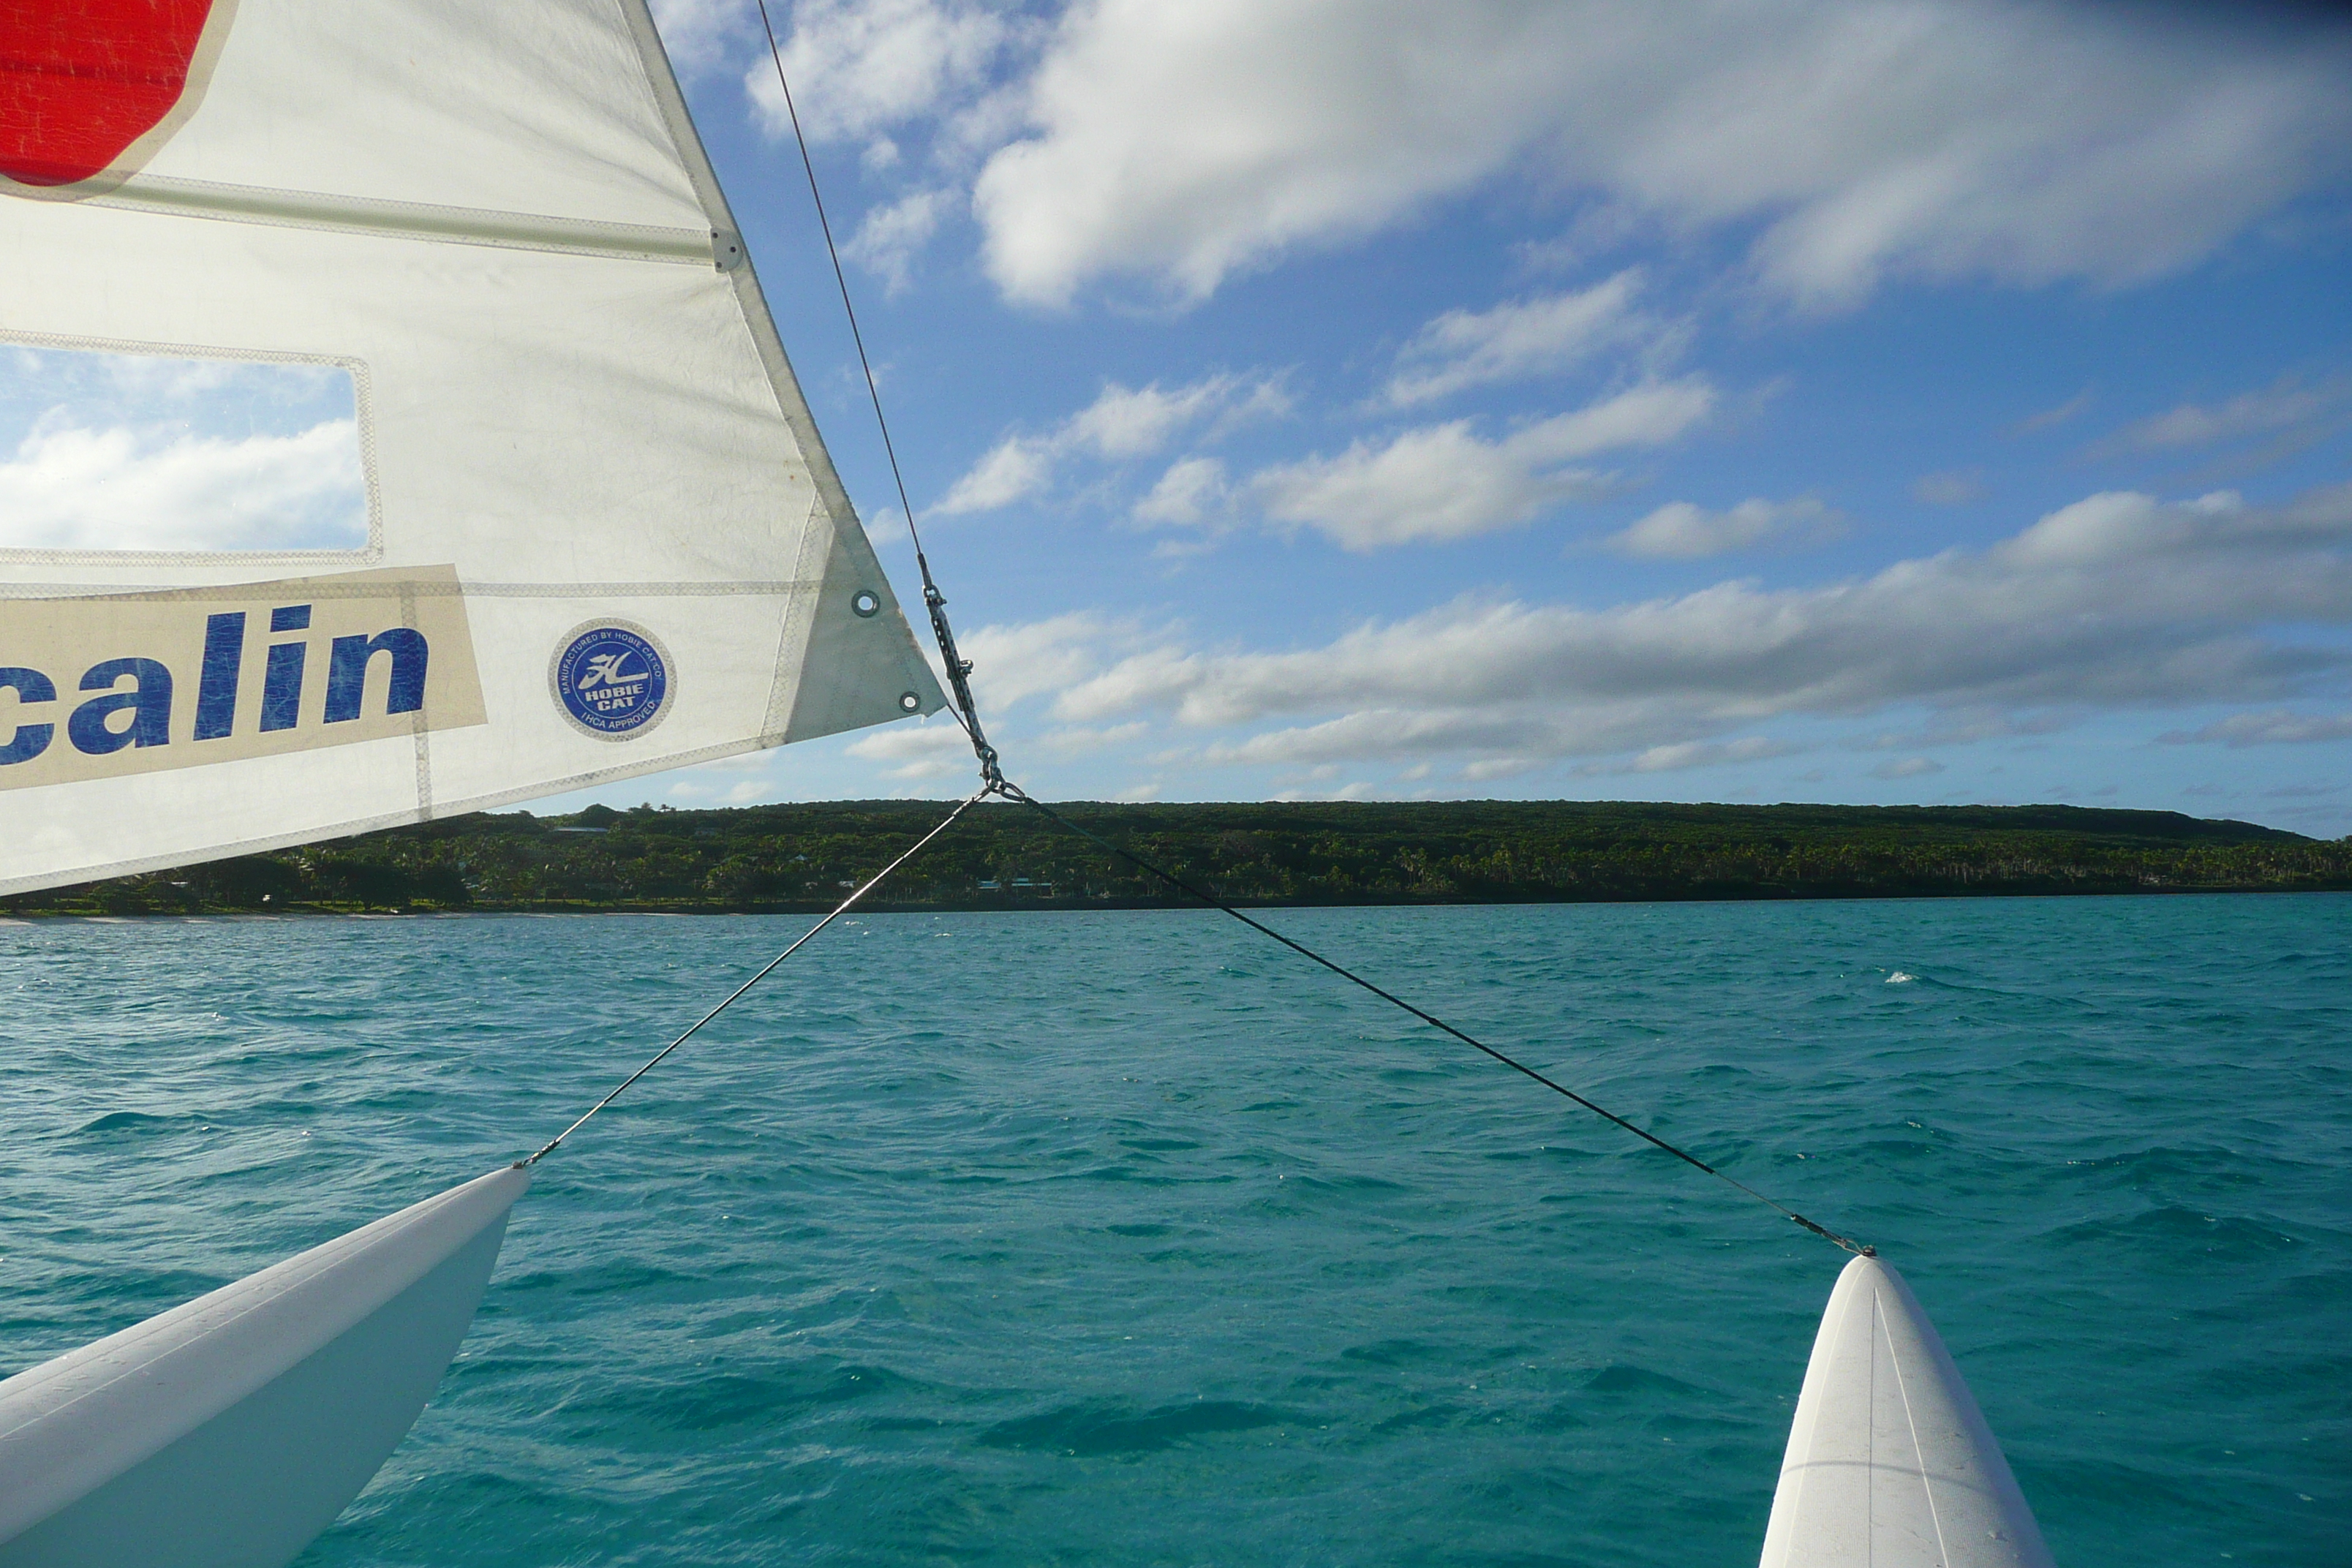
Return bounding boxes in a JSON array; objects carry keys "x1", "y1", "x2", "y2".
[{"x1": 0, "y1": 1169, "x2": 527, "y2": 1568}]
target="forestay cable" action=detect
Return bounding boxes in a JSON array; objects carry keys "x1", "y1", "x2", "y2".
[{"x1": 521, "y1": 787, "x2": 989, "y2": 1166}]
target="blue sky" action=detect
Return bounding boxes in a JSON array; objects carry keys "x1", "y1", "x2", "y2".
[{"x1": 569, "y1": 0, "x2": 2352, "y2": 832}]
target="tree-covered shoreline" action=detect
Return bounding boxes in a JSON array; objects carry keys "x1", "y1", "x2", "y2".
[{"x1": 8, "y1": 799, "x2": 2347, "y2": 916}]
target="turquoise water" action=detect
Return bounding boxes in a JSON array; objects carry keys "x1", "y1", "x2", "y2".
[{"x1": 3, "y1": 896, "x2": 2346, "y2": 1567}]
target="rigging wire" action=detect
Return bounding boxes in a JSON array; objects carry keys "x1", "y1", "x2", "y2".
[
  {"x1": 994, "y1": 781, "x2": 1872, "y2": 1256},
  {"x1": 746, "y1": 2, "x2": 1865, "y2": 1257},
  {"x1": 521, "y1": 787, "x2": 990, "y2": 1166}
]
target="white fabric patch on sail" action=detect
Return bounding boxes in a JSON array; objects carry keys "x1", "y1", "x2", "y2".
[
  {"x1": 0, "y1": 1166, "x2": 529, "y2": 1568},
  {"x1": 0, "y1": 0, "x2": 946, "y2": 896}
]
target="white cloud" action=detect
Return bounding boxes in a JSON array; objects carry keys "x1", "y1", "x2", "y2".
[
  {"x1": 1912, "y1": 469, "x2": 1984, "y2": 505},
  {"x1": 2015, "y1": 391, "x2": 2094, "y2": 434},
  {"x1": 1253, "y1": 378, "x2": 1714, "y2": 550},
  {"x1": 0, "y1": 418, "x2": 363, "y2": 552},
  {"x1": 1271, "y1": 778, "x2": 1378, "y2": 802},
  {"x1": 970, "y1": 0, "x2": 2352, "y2": 309},
  {"x1": 844, "y1": 716, "x2": 973, "y2": 779},
  {"x1": 1039, "y1": 721, "x2": 1147, "y2": 757},
  {"x1": 933, "y1": 372, "x2": 1286, "y2": 514},
  {"x1": 1382, "y1": 271, "x2": 1651, "y2": 407},
  {"x1": 1582, "y1": 736, "x2": 1798, "y2": 774},
  {"x1": 1253, "y1": 423, "x2": 1592, "y2": 551},
  {"x1": 649, "y1": 0, "x2": 753, "y2": 79},
  {"x1": 958, "y1": 611, "x2": 1130, "y2": 706},
  {"x1": 666, "y1": 774, "x2": 775, "y2": 806},
  {"x1": 1133, "y1": 456, "x2": 1229, "y2": 529},
  {"x1": 1872, "y1": 755, "x2": 1945, "y2": 780},
  {"x1": 934, "y1": 434, "x2": 1052, "y2": 514},
  {"x1": 748, "y1": 0, "x2": 1010, "y2": 146},
  {"x1": 2157, "y1": 709, "x2": 2352, "y2": 747},
  {"x1": 1063, "y1": 375, "x2": 1283, "y2": 459},
  {"x1": 1854, "y1": 707, "x2": 2070, "y2": 751},
  {"x1": 1606, "y1": 496, "x2": 1839, "y2": 559},
  {"x1": 1022, "y1": 480, "x2": 2352, "y2": 773},
  {"x1": 2013, "y1": 392, "x2": 2098, "y2": 440},
  {"x1": 2095, "y1": 375, "x2": 2347, "y2": 456},
  {"x1": 845, "y1": 186, "x2": 953, "y2": 290}
]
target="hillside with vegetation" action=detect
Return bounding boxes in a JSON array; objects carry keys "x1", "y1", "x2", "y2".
[{"x1": 8, "y1": 799, "x2": 2346, "y2": 916}]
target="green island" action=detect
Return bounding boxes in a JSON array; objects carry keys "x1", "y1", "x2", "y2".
[{"x1": 9, "y1": 799, "x2": 2348, "y2": 916}]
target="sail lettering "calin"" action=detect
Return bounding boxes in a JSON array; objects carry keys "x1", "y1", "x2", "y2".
[{"x1": 0, "y1": 567, "x2": 485, "y2": 791}]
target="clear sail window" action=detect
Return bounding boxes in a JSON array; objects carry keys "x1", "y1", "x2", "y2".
[{"x1": 0, "y1": 342, "x2": 369, "y2": 554}]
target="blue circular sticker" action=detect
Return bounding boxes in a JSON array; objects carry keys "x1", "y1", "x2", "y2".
[{"x1": 552, "y1": 622, "x2": 672, "y2": 738}]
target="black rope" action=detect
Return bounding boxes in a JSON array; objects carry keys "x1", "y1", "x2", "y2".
[
  {"x1": 753, "y1": 0, "x2": 1000, "y2": 787},
  {"x1": 521, "y1": 788, "x2": 990, "y2": 1166},
  {"x1": 995, "y1": 781, "x2": 1871, "y2": 1256}
]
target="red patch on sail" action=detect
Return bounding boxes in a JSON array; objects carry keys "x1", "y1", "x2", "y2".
[{"x1": 1, "y1": 1, "x2": 216, "y2": 187}]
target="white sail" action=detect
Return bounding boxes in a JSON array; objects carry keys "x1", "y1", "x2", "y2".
[
  {"x1": 0, "y1": 1166, "x2": 529, "y2": 1568},
  {"x1": 0, "y1": 0, "x2": 946, "y2": 896},
  {"x1": 1760, "y1": 1254, "x2": 2054, "y2": 1568}
]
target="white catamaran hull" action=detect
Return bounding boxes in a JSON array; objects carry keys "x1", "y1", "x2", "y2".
[
  {"x1": 0, "y1": 1166, "x2": 527, "y2": 1568},
  {"x1": 1762, "y1": 1253, "x2": 2054, "y2": 1568}
]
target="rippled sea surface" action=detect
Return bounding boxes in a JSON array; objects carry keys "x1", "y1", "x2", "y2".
[{"x1": 4, "y1": 895, "x2": 2346, "y2": 1567}]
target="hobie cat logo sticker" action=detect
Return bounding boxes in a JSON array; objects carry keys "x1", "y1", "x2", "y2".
[
  {"x1": 552, "y1": 622, "x2": 672, "y2": 739},
  {"x1": 1, "y1": 0, "x2": 241, "y2": 200}
]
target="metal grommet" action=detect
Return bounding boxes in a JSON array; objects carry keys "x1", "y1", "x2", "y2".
[
  {"x1": 899, "y1": 691, "x2": 922, "y2": 712},
  {"x1": 852, "y1": 590, "x2": 881, "y2": 618}
]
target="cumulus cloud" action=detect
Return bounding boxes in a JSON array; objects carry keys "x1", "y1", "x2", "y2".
[
  {"x1": 1382, "y1": 271, "x2": 1654, "y2": 407},
  {"x1": 1039, "y1": 721, "x2": 1148, "y2": 758},
  {"x1": 1605, "y1": 496, "x2": 1839, "y2": 559},
  {"x1": 649, "y1": 0, "x2": 754, "y2": 78},
  {"x1": 2157, "y1": 709, "x2": 2352, "y2": 747},
  {"x1": 933, "y1": 372, "x2": 1286, "y2": 514},
  {"x1": 0, "y1": 418, "x2": 364, "y2": 552},
  {"x1": 1066, "y1": 375, "x2": 1286, "y2": 457},
  {"x1": 957, "y1": 611, "x2": 1131, "y2": 706},
  {"x1": 844, "y1": 716, "x2": 973, "y2": 779},
  {"x1": 1133, "y1": 456, "x2": 1229, "y2": 529},
  {"x1": 934, "y1": 435, "x2": 1052, "y2": 515},
  {"x1": 969, "y1": 0, "x2": 2352, "y2": 309},
  {"x1": 1252, "y1": 378, "x2": 1714, "y2": 550},
  {"x1": 1010, "y1": 481, "x2": 2352, "y2": 774},
  {"x1": 844, "y1": 186, "x2": 954, "y2": 290},
  {"x1": 747, "y1": 0, "x2": 1011, "y2": 147}
]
